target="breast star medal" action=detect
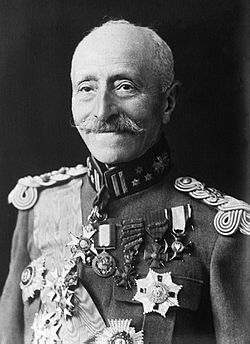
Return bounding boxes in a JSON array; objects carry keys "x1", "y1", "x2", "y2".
[
  {"x1": 41, "y1": 261, "x2": 78, "y2": 319},
  {"x1": 66, "y1": 224, "x2": 97, "y2": 265},
  {"x1": 95, "y1": 319, "x2": 144, "y2": 344},
  {"x1": 31, "y1": 309, "x2": 61, "y2": 344},
  {"x1": 20, "y1": 256, "x2": 46, "y2": 302},
  {"x1": 133, "y1": 269, "x2": 182, "y2": 317}
]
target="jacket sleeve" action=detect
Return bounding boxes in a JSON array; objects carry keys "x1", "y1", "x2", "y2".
[
  {"x1": 210, "y1": 233, "x2": 250, "y2": 344},
  {"x1": 0, "y1": 210, "x2": 31, "y2": 344}
]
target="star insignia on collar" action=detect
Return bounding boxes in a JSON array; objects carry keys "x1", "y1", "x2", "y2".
[
  {"x1": 132, "y1": 178, "x2": 140, "y2": 187},
  {"x1": 133, "y1": 269, "x2": 182, "y2": 317},
  {"x1": 153, "y1": 157, "x2": 165, "y2": 173},
  {"x1": 135, "y1": 166, "x2": 143, "y2": 174},
  {"x1": 95, "y1": 319, "x2": 144, "y2": 344},
  {"x1": 144, "y1": 173, "x2": 152, "y2": 182},
  {"x1": 153, "y1": 153, "x2": 169, "y2": 174},
  {"x1": 66, "y1": 225, "x2": 97, "y2": 265}
]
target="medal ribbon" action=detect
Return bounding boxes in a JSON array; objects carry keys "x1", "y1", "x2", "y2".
[{"x1": 165, "y1": 204, "x2": 192, "y2": 234}]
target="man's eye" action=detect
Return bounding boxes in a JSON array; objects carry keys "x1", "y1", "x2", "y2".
[
  {"x1": 115, "y1": 81, "x2": 136, "y2": 95},
  {"x1": 119, "y1": 83, "x2": 134, "y2": 90},
  {"x1": 79, "y1": 85, "x2": 93, "y2": 93}
]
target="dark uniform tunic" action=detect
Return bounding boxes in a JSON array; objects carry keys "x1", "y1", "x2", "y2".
[{"x1": 0, "y1": 141, "x2": 249, "y2": 344}]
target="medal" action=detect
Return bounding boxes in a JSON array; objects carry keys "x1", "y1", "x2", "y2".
[
  {"x1": 95, "y1": 319, "x2": 144, "y2": 344},
  {"x1": 144, "y1": 217, "x2": 169, "y2": 267},
  {"x1": 143, "y1": 241, "x2": 168, "y2": 268},
  {"x1": 32, "y1": 309, "x2": 62, "y2": 344},
  {"x1": 20, "y1": 256, "x2": 46, "y2": 302},
  {"x1": 133, "y1": 269, "x2": 182, "y2": 317},
  {"x1": 165, "y1": 205, "x2": 194, "y2": 261},
  {"x1": 66, "y1": 224, "x2": 97, "y2": 265},
  {"x1": 92, "y1": 222, "x2": 117, "y2": 277},
  {"x1": 114, "y1": 219, "x2": 144, "y2": 289},
  {"x1": 92, "y1": 250, "x2": 116, "y2": 277},
  {"x1": 169, "y1": 236, "x2": 193, "y2": 261},
  {"x1": 41, "y1": 260, "x2": 78, "y2": 319}
]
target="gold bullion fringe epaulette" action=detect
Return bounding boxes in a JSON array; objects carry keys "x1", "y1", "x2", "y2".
[
  {"x1": 174, "y1": 176, "x2": 250, "y2": 236},
  {"x1": 8, "y1": 164, "x2": 87, "y2": 210}
]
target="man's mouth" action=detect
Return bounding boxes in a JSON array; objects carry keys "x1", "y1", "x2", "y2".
[{"x1": 75, "y1": 113, "x2": 145, "y2": 135}]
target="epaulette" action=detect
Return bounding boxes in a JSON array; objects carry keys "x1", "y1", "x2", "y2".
[
  {"x1": 175, "y1": 176, "x2": 250, "y2": 236},
  {"x1": 8, "y1": 164, "x2": 88, "y2": 211}
]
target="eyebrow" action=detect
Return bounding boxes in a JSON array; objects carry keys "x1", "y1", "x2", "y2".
[
  {"x1": 76, "y1": 75, "x2": 98, "y2": 83},
  {"x1": 109, "y1": 73, "x2": 142, "y2": 84},
  {"x1": 75, "y1": 69, "x2": 144, "y2": 87}
]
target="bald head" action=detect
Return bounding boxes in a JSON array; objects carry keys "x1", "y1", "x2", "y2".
[
  {"x1": 70, "y1": 20, "x2": 178, "y2": 164},
  {"x1": 71, "y1": 20, "x2": 174, "y2": 92}
]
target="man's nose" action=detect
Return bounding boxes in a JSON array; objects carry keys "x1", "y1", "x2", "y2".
[{"x1": 95, "y1": 88, "x2": 118, "y2": 120}]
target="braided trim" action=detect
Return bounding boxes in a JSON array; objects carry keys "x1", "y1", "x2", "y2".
[
  {"x1": 8, "y1": 164, "x2": 87, "y2": 210},
  {"x1": 174, "y1": 177, "x2": 250, "y2": 236}
]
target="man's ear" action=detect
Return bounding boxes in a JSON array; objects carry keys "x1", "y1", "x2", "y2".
[{"x1": 162, "y1": 80, "x2": 181, "y2": 124}]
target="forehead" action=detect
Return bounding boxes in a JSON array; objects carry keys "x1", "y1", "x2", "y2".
[{"x1": 72, "y1": 25, "x2": 153, "y2": 82}]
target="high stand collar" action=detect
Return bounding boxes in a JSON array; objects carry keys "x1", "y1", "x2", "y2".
[{"x1": 87, "y1": 135, "x2": 171, "y2": 200}]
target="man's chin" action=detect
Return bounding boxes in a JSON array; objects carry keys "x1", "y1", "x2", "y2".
[{"x1": 83, "y1": 132, "x2": 143, "y2": 164}]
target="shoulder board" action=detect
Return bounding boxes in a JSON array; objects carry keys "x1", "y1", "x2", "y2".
[
  {"x1": 8, "y1": 164, "x2": 88, "y2": 211},
  {"x1": 174, "y1": 176, "x2": 250, "y2": 236}
]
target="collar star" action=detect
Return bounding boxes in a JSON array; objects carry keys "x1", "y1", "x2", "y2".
[
  {"x1": 136, "y1": 166, "x2": 143, "y2": 174},
  {"x1": 87, "y1": 135, "x2": 171, "y2": 199},
  {"x1": 133, "y1": 269, "x2": 182, "y2": 317},
  {"x1": 153, "y1": 153, "x2": 169, "y2": 174},
  {"x1": 145, "y1": 173, "x2": 152, "y2": 182},
  {"x1": 132, "y1": 178, "x2": 140, "y2": 187}
]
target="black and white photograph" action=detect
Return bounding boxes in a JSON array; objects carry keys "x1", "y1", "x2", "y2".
[{"x1": 0, "y1": 1, "x2": 249, "y2": 343}]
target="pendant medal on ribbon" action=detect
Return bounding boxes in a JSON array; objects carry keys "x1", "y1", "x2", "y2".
[{"x1": 92, "y1": 222, "x2": 117, "y2": 277}]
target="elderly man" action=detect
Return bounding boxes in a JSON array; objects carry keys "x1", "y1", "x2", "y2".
[{"x1": 0, "y1": 20, "x2": 249, "y2": 344}]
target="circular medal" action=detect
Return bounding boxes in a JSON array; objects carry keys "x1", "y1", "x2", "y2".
[
  {"x1": 21, "y1": 266, "x2": 35, "y2": 286},
  {"x1": 95, "y1": 319, "x2": 144, "y2": 344},
  {"x1": 147, "y1": 282, "x2": 169, "y2": 304},
  {"x1": 110, "y1": 332, "x2": 133, "y2": 344},
  {"x1": 79, "y1": 237, "x2": 91, "y2": 252},
  {"x1": 92, "y1": 251, "x2": 116, "y2": 277},
  {"x1": 171, "y1": 240, "x2": 184, "y2": 253}
]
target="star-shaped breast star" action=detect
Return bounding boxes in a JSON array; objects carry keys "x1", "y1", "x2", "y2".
[
  {"x1": 66, "y1": 225, "x2": 97, "y2": 264},
  {"x1": 20, "y1": 256, "x2": 46, "y2": 302},
  {"x1": 32, "y1": 310, "x2": 62, "y2": 343},
  {"x1": 133, "y1": 269, "x2": 182, "y2": 317},
  {"x1": 95, "y1": 319, "x2": 144, "y2": 344}
]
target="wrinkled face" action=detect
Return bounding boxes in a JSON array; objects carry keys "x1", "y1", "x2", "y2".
[{"x1": 71, "y1": 25, "x2": 165, "y2": 164}]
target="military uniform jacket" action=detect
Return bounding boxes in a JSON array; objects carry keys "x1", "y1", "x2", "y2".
[{"x1": 0, "y1": 163, "x2": 249, "y2": 344}]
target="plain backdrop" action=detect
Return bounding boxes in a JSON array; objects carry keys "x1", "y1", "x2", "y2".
[{"x1": 0, "y1": 0, "x2": 249, "y2": 292}]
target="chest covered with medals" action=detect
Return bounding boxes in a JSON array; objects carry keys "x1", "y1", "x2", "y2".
[{"x1": 22, "y1": 184, "x2": 204, "y2": 344}]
